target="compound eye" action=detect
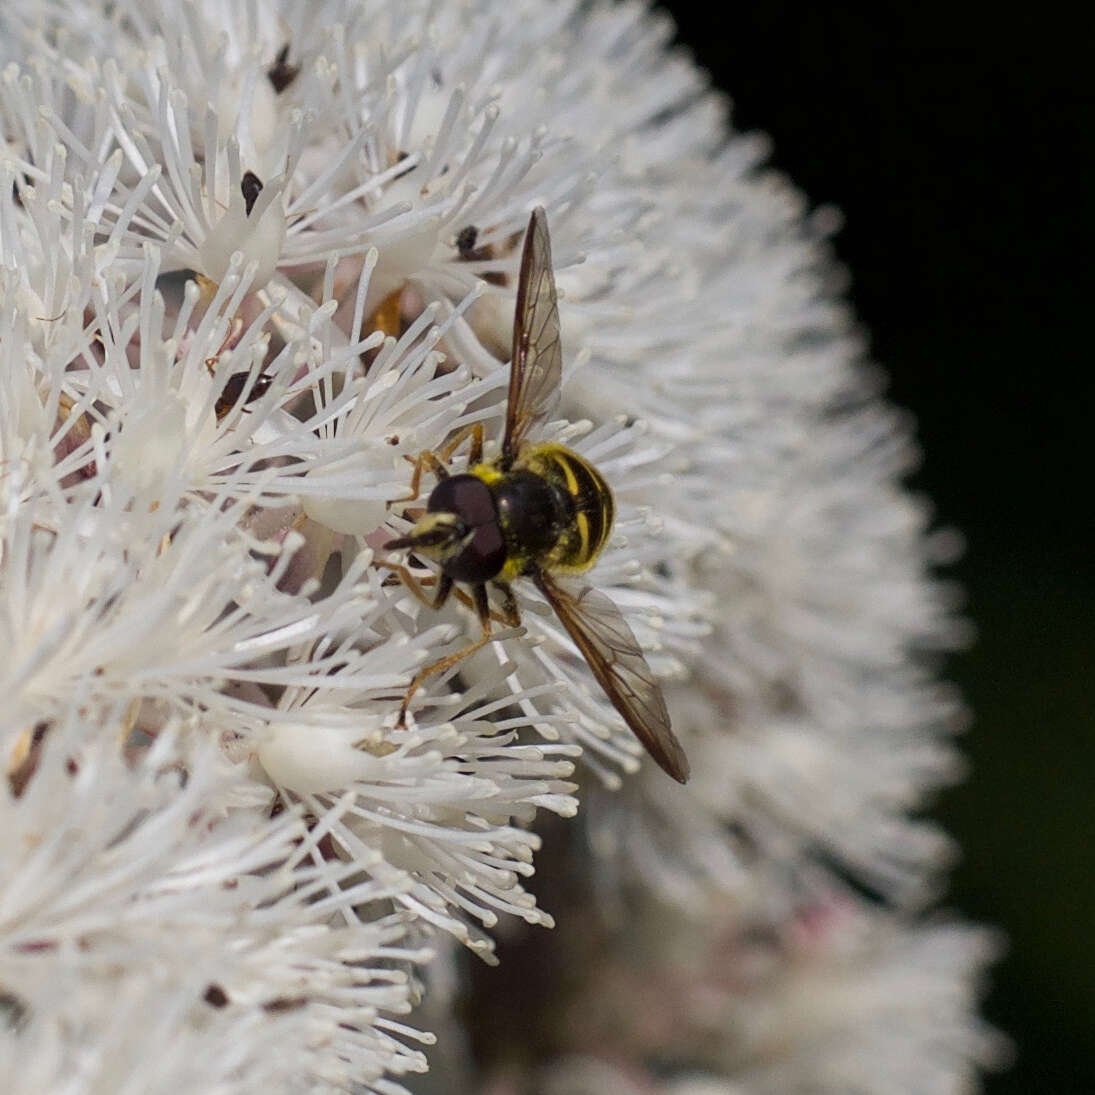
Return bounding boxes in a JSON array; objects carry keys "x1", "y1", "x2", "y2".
[
  {"x1": 425, "y1": 475, "x2": 505, "y2": 583},
  {"x1": 428, "y1": 474, "x2": 497, "y2": 527},
  {"x1": 446, "y1": 522, "x2": 506, "y2": 583}
]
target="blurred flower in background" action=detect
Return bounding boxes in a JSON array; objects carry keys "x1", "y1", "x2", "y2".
[{"x1": 0, "y1": 1, "x2": 1007, "y2": 1092}]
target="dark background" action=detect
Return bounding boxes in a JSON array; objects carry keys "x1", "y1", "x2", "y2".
[{"x1": 664, "y1": 5, "x2": 1093, "y2": 1092}]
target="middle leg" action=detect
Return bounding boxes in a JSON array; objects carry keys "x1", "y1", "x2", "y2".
[
  {"x1": 397, "y1": 583, "x2": 494, "y2": 726},
  {"x1": 492, "y1": 582, "x2": 522, "y2": 628},
  {"x1": 376, "y1": 561, "x2": 515, "y2": 625}
]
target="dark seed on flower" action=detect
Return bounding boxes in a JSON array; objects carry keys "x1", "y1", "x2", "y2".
[
  {"x1": 7, "y1": 720, "x2": 51, "y2": 798},
  {"x1": 267, "y1": 43, "x2": 300, "y2": 94},
  {"x1": 241, "y1": 171, "x2": 264, "y2": 216},
  {"x1": 11, "y1": 172, "x2": 31, "y2": 207},
  {"x1": 454, "y1": 224, "x2": 509, "y2": 285},
  {"x1": 456, "y1": 224, "x2": 479, "y2": 257}
]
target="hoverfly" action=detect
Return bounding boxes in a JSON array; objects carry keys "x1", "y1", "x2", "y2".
[{"x1": 384, "y1": 208, "x2": 689, "y2": 783}]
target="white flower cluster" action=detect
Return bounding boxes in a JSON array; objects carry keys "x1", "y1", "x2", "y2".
[{"x1": 0, "y1": 1, "x2": 1003, "y2": 1092}]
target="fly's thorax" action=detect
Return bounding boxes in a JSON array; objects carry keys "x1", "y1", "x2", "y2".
[
  {"x1": 509, "y1": 442, "x2": 615, "y2": 574},
  {"x1": 489, "y1": 467, "x2": 573, "y2": 578}
]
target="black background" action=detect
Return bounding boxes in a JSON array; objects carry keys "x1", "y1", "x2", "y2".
[{"x1": 663, "y1": 5, "x2": 1094, "y2": 1092}]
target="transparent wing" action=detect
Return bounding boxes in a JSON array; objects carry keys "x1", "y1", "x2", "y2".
[
  {"x1": 502, "y1": 207, "x2": 562, "y2": 464},
  {"x1": 535, "y1": 572, "x2": 689, "y2": 783}
]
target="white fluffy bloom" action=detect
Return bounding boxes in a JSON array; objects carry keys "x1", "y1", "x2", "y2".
[{"x1": 0, "y1": 1, "x2": 1002, "y2": 1092}]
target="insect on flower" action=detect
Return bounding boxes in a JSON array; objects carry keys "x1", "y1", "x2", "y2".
[
  {"x1": 211, "y1": 366, "x2": 274, "y2": 421},
  {"x1": 384, "y1": 208, "x2": 689, "y2": 783},
  {"x1": 202, "y1": 315, "x2": 274, "y2": 422}
]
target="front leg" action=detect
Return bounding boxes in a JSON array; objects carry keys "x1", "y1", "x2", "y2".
[
  {"x1": 396, "y1": 423, "x2": 485, "y2": 505},
  {"x1": 377, "y1": 561, "x2": 452, "y2": 612},
  {"x1": 376, "y1": 561, "x2": 516, "y2": 627},
  {"x1": 400, "y1": 448, "x2": 450, "y2": 506},
  {"x1": 438, "y1": 422, "x2": 484, "y2": 466}
]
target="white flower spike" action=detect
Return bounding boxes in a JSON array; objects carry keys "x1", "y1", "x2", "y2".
[{"x1": 0, "y1": 1, "x2": 1001, "y2": 1093}]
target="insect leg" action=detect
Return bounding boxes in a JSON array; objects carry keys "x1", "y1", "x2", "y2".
[
  {"x1": 376, "y1": 561, "x2": 516, "y2": 625},
  {"x1": 437, "y1": 422, "x2": 484, "y2": 465},
  {"x1": 400, "y1": 448, "x2": 450, "y2": 504},
  {"x1": 397, "y1": 583, "x2": 494, "y2": 727},
  {"x1": 492, "y1": 581, "x2": 522, "y2": 627},
  {"x1": 431, "y1": 573, "x2": 454, "y2": 609},
  {"x1": 377, "y1": 561, "x2": 442, "y2": 609},
  {"x1": 398, "y1": 424, "x2": 485, "y2": 503}
]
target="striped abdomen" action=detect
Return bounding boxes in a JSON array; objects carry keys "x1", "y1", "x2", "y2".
[{"x1": 513, "y1": 442, "x2": 615, "y2": 574}]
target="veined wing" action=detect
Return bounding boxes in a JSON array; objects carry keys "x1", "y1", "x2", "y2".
[
  {"x1": 534, "y1": 571, "x2": 689, "y2": 784},
  {"x1": 502, "y1": 207, "x2": 562, "y2": 465}
]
